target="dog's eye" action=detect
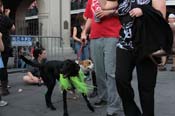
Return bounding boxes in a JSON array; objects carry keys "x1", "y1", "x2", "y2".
[{"x1": 88, "y1": 62, "x2": 91, "y2": 65}]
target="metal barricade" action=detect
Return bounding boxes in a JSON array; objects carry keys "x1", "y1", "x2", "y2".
[{"x1": 10, "y1": 35, "x2": 64, "y2": 68}]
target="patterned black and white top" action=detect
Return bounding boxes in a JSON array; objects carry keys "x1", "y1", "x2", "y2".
[{"x1": 117, "y1": 0, "x2": 151, "y2": 50}]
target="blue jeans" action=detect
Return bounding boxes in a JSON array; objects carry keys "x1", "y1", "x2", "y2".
[
  {"x1": 75, "y1": 42, "x2": 89, "y2": 60},
  {"x1": 18, "y1": 59, "x2": 26, "y2": 68},
  {"x1": 90, "y1": 38, "x2": 122, "y2": 114}
]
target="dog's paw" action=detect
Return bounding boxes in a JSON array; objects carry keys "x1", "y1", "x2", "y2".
[
  {"x1": 47, "y1": 105, "x2": 56, "y2": 110},
  {"x1": 87, "y1": 103, "x2": 95, "y2": 112},
  {"x1": 46, "y1": 103, "x2": 56, "y2": 110},
  {"x1": 63, "y1": 112, "x2": 69, "y2": 116},
  {"x1": 50, "y1": 106, "x2": 56, "y2": 110}
]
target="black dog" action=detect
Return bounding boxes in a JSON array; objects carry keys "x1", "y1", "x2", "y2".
[{"x1": 20, "y1": 56, "x2": 94, "y2": 116}]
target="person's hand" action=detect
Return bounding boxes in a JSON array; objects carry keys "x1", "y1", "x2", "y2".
[
  {"x1": 4, "y1": 9, "x2": 10, "y2": 16},
  {"x1": 81, "y1": 31, "x2": 88, "y2": 45},
  {"x1": 81, "y1": 38, "x2": 87, "y2": 46},
  {"x1": 95, "y1": 9, "x2": 111, "y2": 18},
  {"x1": 129, "y1": 8, "x2": 143, "y2": 17},
  {"x1": 81, "y1": 31, "x2": 87, "y2": 40}
]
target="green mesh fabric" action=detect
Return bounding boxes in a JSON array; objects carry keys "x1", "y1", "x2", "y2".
[
  {"x1": 59, "y1": 74, "x2": 72, "y2": 90},
  {"x1": 59, "y1": 70, "x2": 94, "y2": 95}
]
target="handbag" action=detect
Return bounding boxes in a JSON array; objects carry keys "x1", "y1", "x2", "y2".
[
  {"x1": 0, "y1": 53, "x2": 4, "y2": 68},
  {"x1": 151, "y1": 23, "x2": 175, "y2": 57}
]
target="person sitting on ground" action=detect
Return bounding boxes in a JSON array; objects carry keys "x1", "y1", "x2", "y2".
[{"x1": 23, "y1": 48, "x2": 47, "y2": 85}]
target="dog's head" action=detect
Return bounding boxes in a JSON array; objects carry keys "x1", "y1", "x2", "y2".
[
  {"x1": 76, "y1": 60, "x2": 94, "y2": 72},
  {"x1": 60, "y1": 59, "x2": 80, "y2": 77}
]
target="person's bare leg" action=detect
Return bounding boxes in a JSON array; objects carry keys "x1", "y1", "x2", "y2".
[
  {"x1": 23, "y1": 75, "x2": 40, "y2": 84},
  {"x1": 158, "y1": 56, "x2": 167, "y2": 71}
]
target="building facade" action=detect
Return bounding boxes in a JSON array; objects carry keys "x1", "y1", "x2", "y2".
[{"x1": 1, "y1": 0, "x2": 175, "y2": 56}]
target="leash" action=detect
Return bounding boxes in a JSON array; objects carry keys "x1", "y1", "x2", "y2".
[{"x1": 77, "y1": 39, "x2": 85, "y2": 60}]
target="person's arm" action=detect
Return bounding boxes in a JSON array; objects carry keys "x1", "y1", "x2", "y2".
[
  {"x1": 96, "y1": 0, "x2": 118, "y2": 18},
  {"x1": 0, "y1": 32, "x2": 4, "y2": 52},
  {"x1": 98, "y1": 0, "x2": 118, "y2": 10},
  {"x1": 95, "y1": 9, "x2": 118, "y2": 18},
  {"x1": 11, "y1": 24, "x2": 15, "y2": 32},
  {"x1": 152, "y1": 0, "x2": 166, "y2": 18},
  {"x1": 4, "y1": 9, "x2": 15, "y2": 32},
  {"x1": 81, "y1": 18, "x2": 92, "y2": 40},
  {"x1": 129, "y1": 0, "x2": 166, "y2": 18},
  {"x1": 72, "y1": 27, "x2": 81, "y2": 43}
]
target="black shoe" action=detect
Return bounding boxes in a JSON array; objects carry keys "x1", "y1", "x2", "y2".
[{"x1": 94, "y1": 100, "x2": 107, "y2": 107}]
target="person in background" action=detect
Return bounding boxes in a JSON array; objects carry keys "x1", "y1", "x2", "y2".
[
  {"x1": 81, "y1": 0, "x2": 122, "y2": 116},
  {"x1": 17, "y1": 46, "x2": 27, "y2": 68},
  {"x1": 168, "y1": 13, "x2": 175, "y2": 71},
  {"x1": 0, "y1": 2, "x2": 15, "y2": 96},
  {"x1": 0, "y1": 32, "x2": 8, "y2": 107},
  {"x1": 73, "y1": 13, "x2": 89, "y2": 60},
  {"x1": 158, "y1": 13, "x2": 175, "y2": 71},
  {"x1": 23, "y1": 48, "x2": 47, "y2": 85}
]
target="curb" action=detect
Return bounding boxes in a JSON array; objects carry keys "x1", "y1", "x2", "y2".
[{"x1": 7, "y1": 68, "x2": 27, "y2": 74}]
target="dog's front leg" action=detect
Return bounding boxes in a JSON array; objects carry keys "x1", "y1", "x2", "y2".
[
  {"x1": 82, "y1": 94, "x2": 95, "y2": 112},
  {"x1": 63, "y1": 90, "x2": 69, "y2": 116},
  {"x1": 45, "y1": 83, "x2": 56, "y2": 110}
]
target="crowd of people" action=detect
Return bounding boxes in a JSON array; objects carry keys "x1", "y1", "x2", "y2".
[{"x1": 1, "y1": 1, "x2": 175, "y2": 116}]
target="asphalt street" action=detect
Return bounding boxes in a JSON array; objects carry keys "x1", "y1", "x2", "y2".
[{"x1": 0, "y1": 65, "x2": 175, "y2": 116}]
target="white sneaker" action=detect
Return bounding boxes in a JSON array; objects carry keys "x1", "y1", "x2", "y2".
[{"x1": 0, "y1": 100, "x2": 8, "y2": 107}]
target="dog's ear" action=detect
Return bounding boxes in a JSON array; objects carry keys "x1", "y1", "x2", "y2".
[
  {"x1": 75, "y1": 60, "x2": 79, "y2": 64},
  {"x1": 75, "y1": 60, "x2": 84, "y2": 65}
]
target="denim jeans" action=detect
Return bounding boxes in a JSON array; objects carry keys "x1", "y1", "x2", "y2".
[{"x1": 75, "y1": 41, "x2": 89, "y2": 60}]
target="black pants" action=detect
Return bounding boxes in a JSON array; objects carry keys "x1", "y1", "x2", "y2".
[
  {"x1": 0, "y1": 53, "x2": 9, "y2": 81},
  {"x1": 115, "y1": 48, "x2": 157, "y2": 116}
]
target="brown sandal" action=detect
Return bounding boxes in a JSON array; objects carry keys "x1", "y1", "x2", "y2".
[
  {"x1": 170, "y1": 66, "x2": 175, "y2": 71},
  {"x1": 158, "y1": 65, "x2": 167, "y2": 71}
]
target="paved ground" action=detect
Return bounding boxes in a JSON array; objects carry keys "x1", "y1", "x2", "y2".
[{"x1": 0, "y1": 65, "x2": 175, "y2": 116}]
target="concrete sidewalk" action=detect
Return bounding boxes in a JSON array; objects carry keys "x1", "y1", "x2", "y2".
[{"x1": 0, "y1": 67, "x2": 175, "y2": 116}]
